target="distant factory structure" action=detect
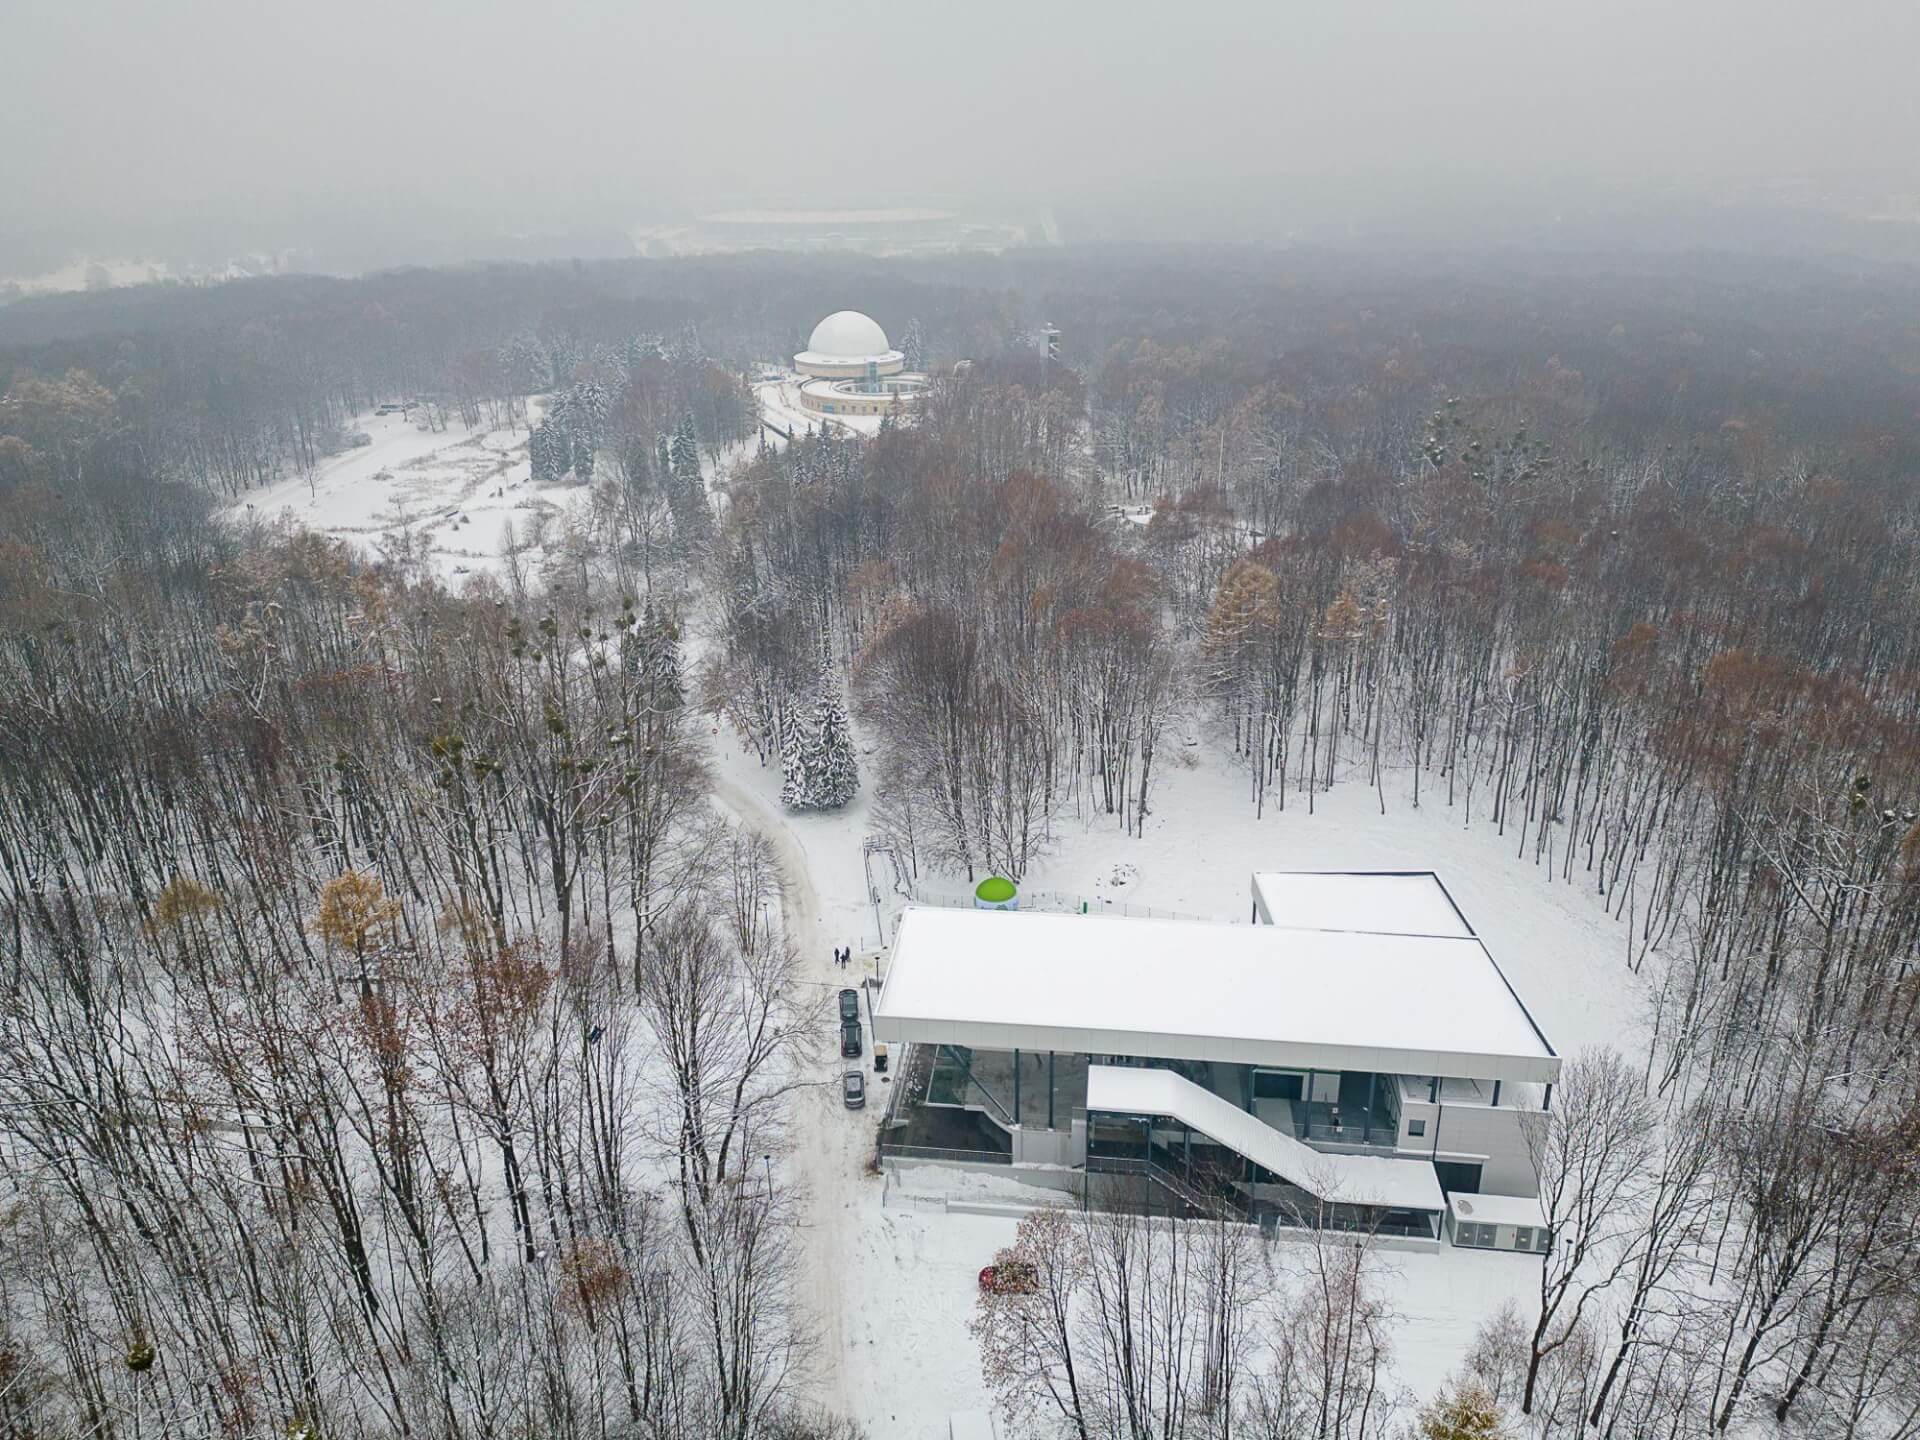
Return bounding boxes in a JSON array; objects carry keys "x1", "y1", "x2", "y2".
[{"x1": 632, "y1": 206, "x2": 1054, "y2": 259}]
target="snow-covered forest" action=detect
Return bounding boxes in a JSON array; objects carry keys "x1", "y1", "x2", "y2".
[{"x1": 2, "y1": 247, "x2": 1919, "y2": 1438}]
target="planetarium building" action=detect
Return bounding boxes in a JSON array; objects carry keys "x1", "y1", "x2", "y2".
[{"x1": 793, "y1": 310, "x2": 927, "y2": 418}]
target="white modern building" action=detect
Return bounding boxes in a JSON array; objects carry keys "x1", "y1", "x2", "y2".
[
  {"x1": 792, "y1": 310, "x2": 928, "y2": 417},
  {"x1": 872, "y1": 871, "x2": 1560, "y2": 1248}
]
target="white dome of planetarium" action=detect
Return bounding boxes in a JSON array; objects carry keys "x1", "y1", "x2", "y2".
[{"x1": 806, "y1": 310, "x2": 891, "y2": 359}]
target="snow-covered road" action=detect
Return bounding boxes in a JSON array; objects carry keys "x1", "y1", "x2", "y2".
[{"x1": 708, "y1": 770, "x2": 866, "y2": 1416}]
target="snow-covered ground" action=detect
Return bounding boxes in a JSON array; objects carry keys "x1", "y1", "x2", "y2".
[
  {"x1": 2, "y1": 256, "x2": 172, "y2": 296},
  {"x1": 222, "y1": 405, "x2": 602, "y2": 588},
  {"x1": 755, "y1": 372, "x2": 888, "y2": 441},
  {"x1": 707, "y1": 728, "x2": 1649, "y2": 1437},
  {"x1": 221, "y1": 369, "x2": 888, "y2": 589},
  {"x1": 0, "y1": 251, "x2": 298, "y2": 299},
  {"x1": 227, "y1": 398, "x2": 1644, "y2": 1432}
]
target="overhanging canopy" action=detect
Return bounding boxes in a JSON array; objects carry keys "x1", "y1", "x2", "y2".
[{"x1": 873, "y1": 906, "x2": 1559, "y2": 1085}]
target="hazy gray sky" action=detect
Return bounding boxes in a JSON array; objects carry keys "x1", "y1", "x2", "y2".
[{"x1": 4, "y1": 0, "x2": 1917, "y2": 245}]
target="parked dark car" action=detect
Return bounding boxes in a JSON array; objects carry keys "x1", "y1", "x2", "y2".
[
  {"x1": 839, "y1": 987, "x2": 860, "y2": 1022},
  {"x1": 842, "y1": 1069, "x2": 866, "y2": 1109},
  {"x1": 840, "y1": 1020, "x2": 863, "y2": 1058}
]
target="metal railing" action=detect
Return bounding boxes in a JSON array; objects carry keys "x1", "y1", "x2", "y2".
[
  {"x1": 1266, "y1": 1202, "x2": 1440, "y2": 1241},
  {"x1": 1087, "y1": 1154, "x2": 1250, "y2": 1222},
  {"x1": 1295, "y1": 1105, "x2": 1402, "y2": 1149},
  {"x1": 878, "y1": 1142, "x2": 1011, "y2": 1167},
  {"x1": 923, "y1": 1045, "x2": 1016, "y2": 1128},
  {"x1": 900, "y1": 885, "x2": 1230, "y2": 925}
]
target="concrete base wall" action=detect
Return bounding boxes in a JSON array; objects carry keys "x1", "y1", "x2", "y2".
[
  {"x1": 1011, "y1": 1126, "x2": 1077, "y2": 1166},
  {"x1": 879, "y1": 1158, "x2": 1444, "y2": 1252}
]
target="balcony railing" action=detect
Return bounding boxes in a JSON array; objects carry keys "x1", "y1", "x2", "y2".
[
  {"x1": 878, "y1": 1142, "x2": 1011, "y2": 1167},
  {"x1": 1086, "y1": 1154, "x2": 1250, "y2": 1222},
  {"x1": 1294, "y1": 1102, "x2": 1400, "y2": 1150},
  {"x1": 1266, "y1": 1201, "x2": 1440, "y2": 1241}
]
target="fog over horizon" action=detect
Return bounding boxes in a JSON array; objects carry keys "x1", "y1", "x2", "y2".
[{"x1": 5, "y1": 0, "x2": 1919, "y2": 272}]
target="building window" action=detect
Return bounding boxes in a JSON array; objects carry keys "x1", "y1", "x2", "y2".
[
  {"x1": 1253, "y1": 1070, "x2": 1304, "y2": 1102},
  {"x1": 1408, "y1": 1119, "x2": 1426, "y2": 1137},
  {"x1": 1512, "y1": 1228, "x2": 1532, "y2": 1252}
]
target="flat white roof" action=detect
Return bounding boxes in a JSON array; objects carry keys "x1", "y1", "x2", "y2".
[
  {"x1": 874, "y1": 906, "x2": 1560, "y2": 1085},
  {"x1": 1448, "y1": 1191, "x2": 1546, "y2": 1228},
  {"x1": 1088, "y1": 1065, "x2": 1445, "y2": 1212},
  {"x1": 1252, "y1": 871, "x2": 1473, "y2": 937}
]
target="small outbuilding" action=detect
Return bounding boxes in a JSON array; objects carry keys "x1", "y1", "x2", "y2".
[
  {"x1": 972, "y1": 876, "x2": 1019, "y2": 910},
  {"x1": 1447, "y1": 1191, "x2": 1550, "y2": 1254}
]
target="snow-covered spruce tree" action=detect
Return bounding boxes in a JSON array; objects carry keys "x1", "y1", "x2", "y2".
[
  {"x1": 669, "y1": 412, "x2": 699, "y2": 476},
  {"x1": 623, "y1": 332, "x2": 662, "y2": 375},
  {"x1": 543, "y1": 329, "x2": 581, "y2": 387},
  {"x1": 665, "y1": 411, "x2": 711, "y2": 547},
  {"x1": 900, "y1": 316, "x2": 926, "y2": 372},
  {"x1": 797, "y1": 676, "x2": 858, "y2": 810},
  {"x1": 778, "y1": 701, "x2": 811, "y2": 809},
  {"x1": 529, "y1": 419, "x2": 567, "y2": 483},
  {"x1": 566, "y1": 378, "x2": 608, "y2": 483},
  {"x1": 640, "y1": 602, "x2": 685, "y2": 713},
  {"x1": 501, "y1": 331, "x2": 550, "y2": 394}
]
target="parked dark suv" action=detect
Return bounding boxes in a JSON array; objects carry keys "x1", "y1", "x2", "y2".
[
  {"x1": 839, "y1": 987, "x2": 860, "y2": 1023},
  {"x1": 840, "y1": 1019, "x2": 863, "y2": 1058}
]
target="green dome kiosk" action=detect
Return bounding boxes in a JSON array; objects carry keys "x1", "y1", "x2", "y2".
[{"x1": 973, "y1": 876, "x2": 1019, "y2": 911}]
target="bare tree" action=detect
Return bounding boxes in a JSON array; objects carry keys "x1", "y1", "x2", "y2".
[{"x1": 1520, "y1": 1048, "x2": 1656, "y2": 1416}]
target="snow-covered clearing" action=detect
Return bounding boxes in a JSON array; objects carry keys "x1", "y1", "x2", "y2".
[
  {"x1": 710, "y1": 724, "x2": 1650, "y2": 1437},
  {"x1": 222, "y1": 406, "x2": 598, "y2": 587}
]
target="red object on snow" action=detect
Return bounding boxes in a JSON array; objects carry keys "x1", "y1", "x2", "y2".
[{"x1": 978, "y1": 1261, "x2": 1038, "y2": 1295}]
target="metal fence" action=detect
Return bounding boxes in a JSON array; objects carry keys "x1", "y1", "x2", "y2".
[
  {"x1": 877, "y1": 1142, "x2": 1012, "y2": 1167},
  {"x1": 899, "y1": 885, "x2": 1230, "y2": 925},
  {"x1": 1086, "y1": 1154, "x2": 1249, "y2": 1221}
]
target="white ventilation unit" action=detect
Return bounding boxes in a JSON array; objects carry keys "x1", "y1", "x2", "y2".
[{"x1": 1447, "y1": 1193, "x2": 1549, "y2": 1254}]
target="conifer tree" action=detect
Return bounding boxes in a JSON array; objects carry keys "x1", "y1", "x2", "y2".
[
  {"x1": 665, "y1": 412, "x2": 711, "y2": 547},
  {"x1": 529, "y1": 420, "x2": 567, "y2": 483},
  {"x1": 502, "y1": 332, "x2": 550, "y2": 394},
  {"x1": 567, "y1": 379, "x2": 608, "y2": 483},
  {"x1": 641, "y1": 603, "x2": 684, "y2": 713},
  {"x1": 778, "y1": 701, "x2": 810, "y2": 809},
  {"x1": 801, "y1": 676, "x2": 859, "y2": 810},
  {"x1": 779, "y1": 667, "x2": 858, "y2": 811}
]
